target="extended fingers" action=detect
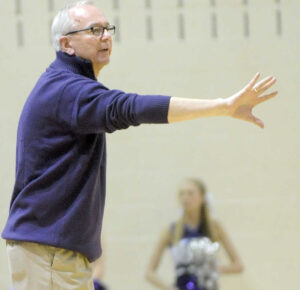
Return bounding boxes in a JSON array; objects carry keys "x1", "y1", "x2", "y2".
[
  {"x1": 256, "y1": 91, "x2": 278, "y2": 104},
  {"x1": 247, "y1": 72, "x2": 261, "y2": 89},
  {"x1": 254, "y1": 76, "x2": 277, "y2": 94}
]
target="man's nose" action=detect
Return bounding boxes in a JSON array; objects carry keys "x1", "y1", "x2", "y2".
[{"x1": 101, "y1": 29, "x2": 112, "y2": 40}]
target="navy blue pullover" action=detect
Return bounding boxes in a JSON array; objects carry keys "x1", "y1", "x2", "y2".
[{"x1": 2, "y1": 51, "x2": 171, "y2": 262}]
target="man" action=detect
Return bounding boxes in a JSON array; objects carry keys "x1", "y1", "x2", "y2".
[{"x1": 2, "y1": 1, "x2": 277, "y2": 289}]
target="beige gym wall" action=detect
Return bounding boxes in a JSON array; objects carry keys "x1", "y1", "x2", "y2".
[{"x1": 0, "y1": 0, "x2": 299, "y2": 289}]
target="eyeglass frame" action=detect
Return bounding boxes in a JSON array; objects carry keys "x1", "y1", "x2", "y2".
[{"x1": 64, "y1": 24, "x2": 116, "y2": 37}]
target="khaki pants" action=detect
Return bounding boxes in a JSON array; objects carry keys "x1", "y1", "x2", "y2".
[{"x1": 6, "y1": 240, "x2": 94, "y2": 290}]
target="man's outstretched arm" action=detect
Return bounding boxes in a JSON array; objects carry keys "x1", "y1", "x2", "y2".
[{"x1": 168, "y1": 72, "x2": 277, "y2": 128}]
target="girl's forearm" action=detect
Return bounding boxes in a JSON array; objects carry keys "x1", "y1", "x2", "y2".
[{"x1": 219, "y1": 262, "x2": 244, "y2": 274}]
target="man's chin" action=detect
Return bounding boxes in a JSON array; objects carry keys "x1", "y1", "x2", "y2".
[{"x1": 96, "y1": 57, "x2": 110, "y2": 66}]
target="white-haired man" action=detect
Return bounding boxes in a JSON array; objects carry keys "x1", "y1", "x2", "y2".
[{"x1": 2, "y1": 1, "x2": 277, "y2": 289}]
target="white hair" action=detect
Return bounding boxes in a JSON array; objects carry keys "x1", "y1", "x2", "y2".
[{"x1": 51, "y1": 0, "x2": 94, "y2": 51}]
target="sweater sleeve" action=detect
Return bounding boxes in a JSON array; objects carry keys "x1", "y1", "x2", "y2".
[{"x1": 57, "y1": 77, "x2": 171, "y2": 134}]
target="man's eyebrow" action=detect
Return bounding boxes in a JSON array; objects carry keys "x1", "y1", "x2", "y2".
[{"x1": 88, "y1": 21, "x2": 110, "y2": 27}]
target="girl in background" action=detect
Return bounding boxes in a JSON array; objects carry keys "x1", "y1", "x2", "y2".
[{"x1": 145, "y1": 178, "x2": 244, "y2": 290}]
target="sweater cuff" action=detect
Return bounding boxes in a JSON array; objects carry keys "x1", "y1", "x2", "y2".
[{"x1": 135, "y1": 95, "x2": 171, "y2": 124}]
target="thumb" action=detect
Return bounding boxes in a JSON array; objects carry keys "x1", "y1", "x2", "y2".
[{"x1": 250, "y1": 114, "x2": 264, "y2": 129}]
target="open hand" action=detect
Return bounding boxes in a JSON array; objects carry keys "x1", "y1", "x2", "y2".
[{"x1": 226, "y1": 72, "x2": 278, "y2": 128}]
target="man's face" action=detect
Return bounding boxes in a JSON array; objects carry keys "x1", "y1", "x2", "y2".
[{"x1": 64, "y1": 5, "x2": 113, "y2": 73}]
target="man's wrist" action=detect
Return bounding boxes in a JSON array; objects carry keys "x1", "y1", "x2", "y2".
[{"x1": 217, "y1": 97, "x2": 231, "y2": 117}]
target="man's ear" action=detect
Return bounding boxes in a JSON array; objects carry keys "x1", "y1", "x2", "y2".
[{"x1": 59, "y1": 36, "x2": 75, "y2": 55}]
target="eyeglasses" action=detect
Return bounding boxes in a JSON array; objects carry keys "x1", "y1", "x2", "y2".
[{"x1": 65, "y1": 24, "x2": 116, "y2": 38}]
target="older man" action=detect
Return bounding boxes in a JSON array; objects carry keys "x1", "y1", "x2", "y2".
[{"x1": 2, "y1": 1, "x2": 277, "y2": 289}]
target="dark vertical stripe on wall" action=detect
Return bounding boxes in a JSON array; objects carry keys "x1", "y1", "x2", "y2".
[
  {"x1": 243, "y1": 0, "x2": 248, "y2": 5},
  {"x1": 146, "y1": 15, "x2": 153, "y2": 40},
  {"x1": 211, "y1": 13, "x2": 217, "y2": 38},
  {"x1": 49, "y1": 18, "x2": 53, "y2": 45},
  {"x1": 210, "y1": 0, "x2": 216, "y2": 6},
  {"x1": 145, "y1": 0, "x2": 151, "y2": 9},
  {"x1": 276, "y1": 9, "x2": 282, "y2": 36},
  {"x1": 243, "y1": 11, "x2": 249, "y2": 37},
  {"x1": 178, "y1": 0, "x2": 184, "y2": 8},
  {"x1": 48, "y1": 0, "x2": 54, "y2": 12},
  {"x1": 112, "y1": 0, "x2": 119, "y2": 10},
  {"x1": 15, "y1": 0, "x2": 22, "y2": 14},
  {"x1": 114, "y1": 16, "x2": 120, "y2": 42},
  {"x1": 178, "y1": 13, "x2": 185, "y2": 40},
  {"x1": 17, "y1": 21, "x2": 24, "y2": 46}
]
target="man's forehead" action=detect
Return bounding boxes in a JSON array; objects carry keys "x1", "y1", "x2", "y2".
[{"x1": 69, "y1": 5, "x2": 108, "y2": 27}]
